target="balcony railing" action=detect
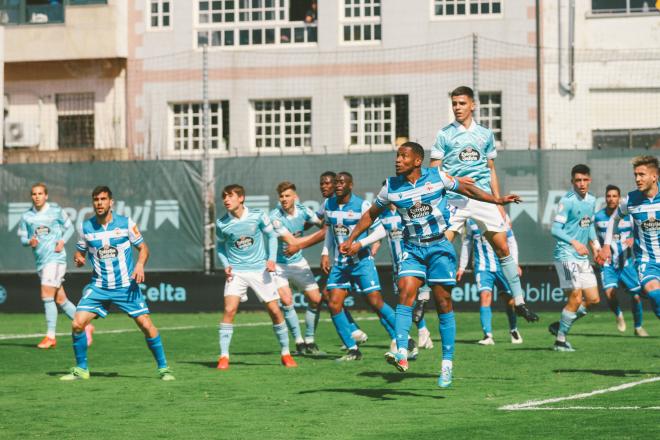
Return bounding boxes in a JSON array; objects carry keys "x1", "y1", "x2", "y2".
[{"x1": 0, "y1": 1, "x2": 106, "y2": 25}]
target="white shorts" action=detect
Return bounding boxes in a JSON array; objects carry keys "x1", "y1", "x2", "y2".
[
  {"x1": 224, "y1": 270, "x2": 279, "y2": 303},
  {"x1": 274, "y1": 258, "x2": 319, "y2": 292},
  {"x1": 448, "y1": 198, "x2": 507, "y2": 234},
  {"x1": 38, "y1": 262, "x2": 66, "y2": 288},
  {"x1": 554, "y1": 260, "x2": 598, "y2": 290}
]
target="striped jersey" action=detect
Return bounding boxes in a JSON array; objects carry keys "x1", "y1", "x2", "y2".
[
  {"x1": 18, "y1": 202, "x2": 74, "y2": 270},
  {"x1": 76, "y1": 214, "x2": 144, "y2": 290},
  {"x1": 379, "y1": 207, "x2": 405, "y2": 272},
  {"x1": 270, "y1": 202, "x2": 322, "y2": 265},
  {"x1": 430, "y1": 120, "x2": 496, "y2": 197},
  {"x1": 216, "y1": 207, "x2": 278, "y2": 272},
  {"x1": 616, "y1": 185, "x2": 660, "y2": 264},
  {"x1": 374, "y1": 167, "x2": 457, "y2": 243},
  {"x1": 324, "y1": 194, "x2": 380, "y2": 266},
  {"x1": 553, "y1": 191, "x2": 597, "y2": 262},
  {"x1": 595, "y1": 208, "x2": 633, "y2": 269}
]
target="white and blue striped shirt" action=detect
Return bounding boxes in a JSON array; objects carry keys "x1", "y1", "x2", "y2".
[
  {"x1": 595, "y1": 208, "x2": 633, "y2": 269},
  {"x1": 616, "y1": 185, "x2": 660, "y2": 264},
  {"x1": 379, "y1": 207, "x2": 405, "y2": 273}
]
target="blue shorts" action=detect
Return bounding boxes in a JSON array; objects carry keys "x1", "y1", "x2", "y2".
[
  {"x1": 398, "y1": 239, "x2": 456, "y2": 287},
  {"x1": 77, "y1": 282, "x2": 150, "y2": 318},
  {"x1": 601, "y1": 264, "x2": 641, "y2": 293},
  {"x1": 476, "y1": 270, "x2": 511, "y2": 294},
  {"x1": 637, "y1": 261, "x2": 660, "y2": 289},
  {"x1": 327, "y1": 257, "x2": 381, "y2": 294}
]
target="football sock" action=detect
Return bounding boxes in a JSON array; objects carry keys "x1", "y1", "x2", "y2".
[
  {"x1": 72, "y1": 331, "x2": 88, "y2": 370},
  {"x1": 59, "y1": 300, "x2": 77, "y2": 320},
  {"x1": 576, "y1": 304, "x2": 588, "y2": 319},
  {"x1": 304, "y1": 306, "x2": 318, "y2": 342},
  {"x1": 146, "y1": 334, "x2": 168, "y2": 369},
  {"x1": 648, "y1": 289, "x2": 660, "y2": 318},
  {"x1": 612, "y1": 304, "x2": 622, "y2": 317},
  {"x1": 43, "y1": 298, "x2": 57, "y2": 338},
  {"x1": 417, "y1": 317, "x2": 427, "y2": 330},
  {"x1": 438, "y1": 312, "x2": 456, "y2": 361},
  {"x1": 632, "y1": 295, "x2": 643, "y2": 328},
  {"x1": 499, "y1": 255, "x2": 525, "y2": 305},
  {"x1": 506, "y1": 306, "x2": 518, "y2": 330},
  {"x1": 272, "y1": 322, "x2": 290, "y2": 355},
  {"x1": 378, "y1": 302, "x2": 397, "y2": 340},
  {"x1": 344, "y1": 308, "x2": 360, "y2": 334},
  {"x1": 219, "y1": 323, "x2": 233, "y2": 357},
  {"x1": 331, "y1": 310, "x2": 357, "y2": 350},
  {"x1": 557, "y1": 308, "x2": 578, "y2": 341},
  {"x1": 395, "y1": 304, "x2": 413, "y2": 352},
  {"x1": 479, "y1": 306, "x2": 492, "y2": 335},
  {"x1": 282, "y1": 304, "x2": 303, "y2": 343}
]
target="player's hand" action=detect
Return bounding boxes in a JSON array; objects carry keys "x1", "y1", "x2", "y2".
[
  {"x1": 518, "y1": 266, "x2": 523, "y2": 277},
  {"x1": 321, "y1": 255, "x2": 331, "y2": 274},
  {"x1": 266, "y1": 260, "x2": 276, "y2": 272},
  {"x1": 284, "y1": 242, "x2": 301, "y2": 257},
  {"x1": 224, "y1": 266, "x2": 233, "y2": 281},
  {"x1": 339, "y1": 240, "x2": 354, "y2": 255},
  {"x1": 596, "y1": 246, "x2": 611, "y2": 266},
  {"x1": 497, "y1": 194, "x2": 521, "y2": 205},
  {"x1": 131, "y1": 262, "x2": 145, "y2": 284},
  {"x1": 345, "y1": 242, "x2": 362, "y2": 256},
  {"x1": 457, "y1": 176, "x2": 476, "y2": 186},
  {"x1": 624, "y1": 238, "x2": 633, "y2": 249},
  {"x1": 29, "y1": 236, "x2": 39, "y2": 248},
  {"x1": 54, "y1": 240, "x2": 65, "y2": 253},
  {"x1": 456, "y1": 269, "x2": 464, "y2": 281},
  {"x1": 74, "y1": 253, "x2": 86, "y2": 267},
  {"x1": 571, "y1": 240, "x2": 589, "y2": 256}
]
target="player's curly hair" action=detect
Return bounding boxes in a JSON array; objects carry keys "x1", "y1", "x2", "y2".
[{"x1": 400, "y1": 141, "x2": 425, "y2": 160}]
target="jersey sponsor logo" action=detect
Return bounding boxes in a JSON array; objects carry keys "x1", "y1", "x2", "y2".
[
  {"x1": 579, "y1": 216, "x2": 592, "y2": 228},
  {"x1": 35, "y1": 225, "x2": 50, "y2": 236},
  {"x1": 334, "y1": 224, "x2": 350, "y2": 236},
  {"x1": 390, "y1": 229, "x2": 403, "y2": 240},
  {"x1": 97, "y1": 246, "x2": 119, "y2": 260},
  {"x1": 234, "y1": 236, "x2": 254, "y2": 250},
  {"x1": 641, "y1": 218, "x2": 660, "y2": 232},
  {"x1": 407, "y1": 202, "x2": 432, "y2": 219},
  {"x1": 458, "y1": 146, "x2": 481, "y2": 162}
]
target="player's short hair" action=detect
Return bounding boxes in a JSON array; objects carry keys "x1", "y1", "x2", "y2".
[
  {"x1": 337, "y1": 171, "x2": 353, "y2": 182},
  {"x1": 92, "y1": 185, "x2": 112, "y2": 199},
  {"x1": 320, "y1": 171, "x2": 336, "y2": 180},
  {"x1": 605, "y1": 184, "x2": 620, "y2": 195},
  {"x1": 277, "y1": 181, "x2": 296, "y2": 195},
  {"x1": 31, "y1": 182, "x2": 47, "y2": 195},
  {"x1": 400, "y1": 141, "x2": 425, "y2": 160},
  {"x1": 222, "y1": 184, "x2": 245, "y2": 198},
  {"x1": 631, "y1": 155, "x2": 659, "y2": 171},
  {"x1": 571, "y1": 164, "x2": 591, "y2": 178},
  {"x1": 451, "y1": 86, "x2": 474, "y2": 100}
]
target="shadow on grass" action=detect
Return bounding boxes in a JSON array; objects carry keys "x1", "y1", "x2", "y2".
[
  {"x1": 358, "y1": 370, "x2": 437, "y2": 384},
  {"x1": 552, "y1": 368, "x2": 660, "y2": 377},
  {"x1": 505, "y1": 347, "x2": 555, "y2": 351},
  {"x1": 178, "y1": 360, "x2": 276, "y2": 368},
  {"x1": 0, "y1": 342, "x2": 39, "y2": 348},
  {"x1": 571, "y1": 332, "x2": 658, "y2": 339},
  {"x1": 298, "y1": 387, "x2": 445, "y2": 401},
  {"x1": 46, "y1": 371, "x2": 143, "y2": 379}
]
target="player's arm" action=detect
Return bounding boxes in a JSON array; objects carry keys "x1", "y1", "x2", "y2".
[
  {"x1": 488, "y1": 159, "x2": 507, "y2": 220},
  {"x1": 429, "y1": 129, "x2": 445, "y2": 168},
  {"x1": 342, "y1": 221, "x2": 387, "y2": 257},
  {"x1": 341, "y1": 187, "x2": 388, "y2": 253},
  {"x1": 320, "y1": 227, "x2": 334, "y2": 274},
  {"x1": 17, "y1": 217, "x2": 33, "y2": 247},
  {"x1": 56, "y1": 209, "x2": 74, "y2": 252},
  {"x1": 598, "y1": 208, "x2": 624, "y2": 265},
  {"x1": 370, "y1": 239, "x2": 382, "y2": 257},
  {"x1": 588, "y1": 220, "x2": 601, "y2": 257},
  {"x1": 215, "y1": 223, "x2": 233, "y2": 279},
  {"x1": 131, "y1": 242, "x2": 149, "y2": 283},
  {"x1": 550, "y1": 201, "x2": 588, "y2": 256},
  {"x1": 259, "y1": 213, "x2": 278, "y2": 272},
  {"x1": 452, "y1": 175, "x2": 520, "y2": 205},
  {"x1": 457, "y1": 230, "x2": 471, "y2": 281},
  {"x1": 74, "y1": 232, "x2": 88, "y2": 267}
]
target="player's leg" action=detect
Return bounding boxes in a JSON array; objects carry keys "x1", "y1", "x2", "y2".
[
  {"x1": 640, "y1": 268, "x2": 660, "y2": 319},
  {"x1": 355, "y1": 259, "x2": 397, "y2": 342},
  {"x1": 60, "y1": 310, "x2": 97, "y2": 381},
  {"x1": 37, "y1": 262, "x2": 61, "y2": 348},
  {"x1": 554, "y1": 287, "x2": 584, "y2": 351},
  {"x1": 384, "y1": 275, "x2": 423, "y2": 372},
  {"x1": 277, "y1": 282, "x2": 305, "y2": 353},
  {"x1": 133, "y1": 313, "x2": 174, "y2": 379},
  {"x1": 433, "y1": 284, "x2": 455, "y2": 388},
  {"x1": 263, "y1": 299, "x2": 297, "y2": 367},
  {"x1": 217, "y1": 272, "x2": 250, "y2": 369},
  {"x1": 54, "y1": 282, "x2": 95, "y2": 346},
  {"x1": 328, "y1": 287, "x2": 362, "y2": 360},
  {"x1": 416, "y1": 285, "x2": 433, "y2": 349},
  {"x1": 500, "y1": 293, "x2": 523, "y2": 343},
  {"x1": 290, "y1": 260, "x2": 324, "y2": 352},
  {"x1": 478, "y1": 290, "x2": 495, "y2": 345}
]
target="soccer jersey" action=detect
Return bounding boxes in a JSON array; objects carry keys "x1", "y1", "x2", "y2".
[
  {"x1": 270, "y1": 202, "x2": 322, "y2": 265},
  {"x1": 460, "y1": 219, "x2": 517, "y2": 272},
  {"x1": 18, "y1": 202, "x2": 74, "y2": 271},
  {"x1": 552, "y1": 191, "x2": 597, "y2": 262},
  {"x1": 595, "y1": 208, "x2": 633, "y2": 269},
  {"x1": 379, "y1": 207, "x2": 405, "y2": 272},
  {"x1": 374, "y1": 167, "x2": 457, "y2": 243},
  {"x1": 616, "y1": 185, "x2": 660, "y2": 264},
  {"x1": 216, "y1": 207, "x2": 278, "y2": 272},
  {"x1": 76, "y1": 214, "x2": 144, "y2": 290},
  {"x1": 324, "y1": 194, "x2": 380, "y2": 267},
  {"x1": 430, "y1": 120, "x2": 496, "y2": 196}
]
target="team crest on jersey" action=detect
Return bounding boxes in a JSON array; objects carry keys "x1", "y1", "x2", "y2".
[
  {"x1": 407, "y1": 202, "x2": 432, "y2": 219},
  {"x1": 641, "y1": 218, "x2": 660, "y2": 232},
  {"x1": 114, "y1": 228, "x2": 123, "y2": 237},
  {"x1": 234, "y1": 236, "x2": 254, "y2": 250},
  {"x1": 579, "y1": 216, "x2": 592, "y2": 228},
  {"x1": 334, "y1": 224, "x2": 349, "y2": 236},
  {"x1": 458, "y1": 146, "x2": 480, "y2": 162},
  {"x1": 272, "y1": 219, "x2": 282, "y2": 229},
  {"x1": 97, "y1": 245, "x2": 118, "y2": 260},
  {"x1": 425, "y1": 182, "x2": 434, "y2": 192},
  {"x1": 35, "y1": 225, "x2": 50, "y2": 236}
]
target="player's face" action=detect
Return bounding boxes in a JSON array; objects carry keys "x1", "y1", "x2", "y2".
[
  {"x1": 634, "y1": 165, "x2": 658, "y2": 193},
  {"x1": 605, "y1": 189, "x2": 620, "y2": 210},
  {"x1": 452, "y1": 95, "x2": 475, "y2": 123},
  {"x1": 571, "y1": 173, "x2": 591, "y2": 197},
  {"x1": 223, "y1": 191, "x2": 244, "y2": 212},
  {"x1": 319, "y1": 176, "x2": 336, "y2": 198},
  {"x1": 279, "y1": 189, "x2": 297, "y2": 211},
  {"x1": 335, "y1": 175, "x2": 352, "y2": 197},
  {"x1": 92, "y1": 192, "x2": 113, "y2": 217},
  {"x1": 395, "y1": 146, "x2": 421, "y2": 175},
  {"x1": 31, "y1": 186, "x2": 48, "y2": 209}
]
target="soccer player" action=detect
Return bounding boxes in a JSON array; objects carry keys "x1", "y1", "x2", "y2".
[
  {"x1": 322, "y1": 171, "x2": 398, "y2": 361},
  {"x1": 429, "y1": 86, "x2": 538, "y2": 323},
  {"x1": 599, "y1": 155, "x2": 660, "y2": 322},
  {"x1": 60, "y1": 186, "x2": 174, "y2": 381},
  {"x1": 270, "y1": 181, "x2": 325, "y2": 354},
  {"x1": 457, "y1": 218, "x2": 522, "y2": 345},
  {"x1": 342, "y1": 142, "x2": 520, "y2": 387},
  {"x1": 548, "y1": 165, "x2": 601, "y2": 352},
  {"x1": 18, "y1": 183, "x2": 94, "y2": 349},
  {"x1": 216, "y1": 184, "x2": 297, "y2": 370},
  {"x1": 594, "y1": 185, "x2": 647, "y2": 336}
]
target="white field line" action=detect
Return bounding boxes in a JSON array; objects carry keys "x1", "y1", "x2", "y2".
[
  {"x1": 503, "y1": 406, "x2": 660, "y2": 411},
  {"x1": 499, "y1": 376, "x2": 660, "y2": 411},
  {"x1": 0, "y1": 316, "x2": 380, "y2": 341}
]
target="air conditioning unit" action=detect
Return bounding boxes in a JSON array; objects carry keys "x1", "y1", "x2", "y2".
[{"x1": 4, "y1": 121, "x2": 40, "y2": 148}]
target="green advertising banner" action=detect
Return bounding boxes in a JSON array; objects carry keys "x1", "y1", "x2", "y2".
[{"x1": 0, "y1": 161, "x2": 203, "y2": 272}]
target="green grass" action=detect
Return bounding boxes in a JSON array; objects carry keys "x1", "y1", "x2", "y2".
[{"x1": 0, "y1": 311, "x2": 658, "y2": 439}]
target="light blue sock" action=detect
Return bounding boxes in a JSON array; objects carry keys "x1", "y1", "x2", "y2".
[
  {"x1": 395, "y1": 304, "x2": 413, "y2": 351},
  {"x1": 499, "y1": 255, "x2": 524, "y2": 304},
  {"x1": 576, "y1": 304, "x2": 588, "y2": 319},
  {"x1": 331, "y1": 311, "x2": 357, "y2": 350},
  {"x1": 438, "y1": 312, "x2": 456, "y2": 361},
  {"x1": 613, "y1": 304, "x2": 622, "y2": 317},
  {"x1": 304, "y1": 306, "x2": 318, "y2": 341},
  {"x1": 378, "y1": 302, "x2": 397, "y2": 340},
  {"x1": 72, "y1": 331, "x2": 88, "y2": 370},
  {"x1": 273, "y1": 322, "x2": 290, "y2": 355},
  {"x1": 479, "y1": 306, "x2": 492, "y2": 335},
  {"x1": 506, "y1": 307, "x2": 518, "y2": 331},
  {"x1": 219, "y1": 323, "x2": 233, "y2": 357},
  {"x1": 648, "y1": 289, "x2": 660, "y2": 319},
  {"x1": 416, "y1": 318, "x2": 427, "y2": 330},
  {"x1": 283, "y1": 305, "x2": 303, "y2": 343},
  {"x1": 558, "y1": 308, "x2": 578, "y2": 337},
  {"x1": 345, "y1": 308, "x2": 360, "y2": 334},
  {"x1": 43, "y1": 298, "x2": 57, "y2": 337},
  {"x1": 59, "y1": 300, "x2": 77, "y2": 320},
  {"x1": 146, "y1": 334, "x2": 167, "y2": 369},
  {"x1": 632, "y1": 296, "x2": 643, "y2": 328}
]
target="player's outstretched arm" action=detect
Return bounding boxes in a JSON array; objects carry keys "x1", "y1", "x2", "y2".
[
  {"x1": 454, "y1": 179, "x2": 521, "y2": 205},
  {"x1": 340, "y1": 204, "x2": 385, "y2": 254},
  {"x1": 131, "y1": 242, "x2": 149, "y2": 283}
]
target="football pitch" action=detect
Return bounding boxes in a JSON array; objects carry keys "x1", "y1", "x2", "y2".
[{"x1": 1, "y1": 311, "x2": 658, "y2": 439}]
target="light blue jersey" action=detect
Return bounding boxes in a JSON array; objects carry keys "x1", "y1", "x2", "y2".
[
  {"x1": 76, "y1": 214, "x2": 144, "y2": 290},
  {"x1": 18, "y1": 203, "x2": 74, "y2": 271},
  {"x1": 374, "y1": 167, "x2": 457, "y2": 243},
  {"x1": 595, "y1": 208, "x2": 633, "y2": 269},
  {"x1": 552, "y1": 191, "x2": 598, "y2": 262},
  {"x1": 270, "y1": 202, "x2": 322, "y2": 265},
  {"x1": 430, "y1": 120, "x2": 496, "y2": 196},
  {"x1": 617, "y1": 185, "x2": 660, "y2": 265},
  {"x1": 379, "y1": 207, "x2": 405, "y2": 273},
  {"x1": 216, "y1": 207, "x2": 278, "y2": 272}
]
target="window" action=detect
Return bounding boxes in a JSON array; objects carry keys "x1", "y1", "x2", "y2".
[
  {"x1": 346, "y1": 95, "x2": 408, "y2": 149},
  {"x1": 478, "y1": 92, "x2": 502, "y2": 144},
  {"x1": 253, "y1": 99, "x2": 311, "y2": 149},
  {"x1": 591, "y1": 0, "x2": 659, "y2": 14},
  {"x1": 593, "y1": 128, "x2": 660, "y2": 149},
  {"x1": 56, "y1": 93, "x2": 94, "y2": 149},
  {"x1": 433, "y1": 0, "x2": 502, "y2": 17},
  {"x1": 341, "y1": 0, "x2": 381, "y2": 43},
  {"x1": 170, "y1": 102, "x2": 229, "y2": 152},
  {"x1": 149, "y1": 0, "x2": 171, "y2": 28}
]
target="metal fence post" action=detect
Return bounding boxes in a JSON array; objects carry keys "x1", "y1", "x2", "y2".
[
  {"x1": 202, "y1": 44, "x2": 214, "y2": 274},
  {"x1": 472, "y1": 33, "x2": 480, "y2": 120}
]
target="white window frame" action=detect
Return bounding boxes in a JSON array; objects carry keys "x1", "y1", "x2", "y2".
[
  {"x1": 430, "y1": 0, "x2": 503, "y2": 21},
  {"x1": 477, "y1": 91, "x2": 502, "y2": 147},
  {"x1": 147, "y1": 0, "x2": 172, "y2": 30},
  {"x1": 339, "y1": 0, "x2": 382, "y2": 45},
  {"x1": 250, "y1": 98, "x2": 312, "y2": 152},
  {"x1": 345, "y1": 95, "x2": 397, "y2": 151},
  {"x1": 168, "y1": 102, "x2": 227, "y2": 155}
]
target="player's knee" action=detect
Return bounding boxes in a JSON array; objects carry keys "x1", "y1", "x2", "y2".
[
  {"x1": 72, "y1": 319, "x2": 86, "y2": 333},
  {"x1": 327, "y1": 298, "x2": 343, "y2": 314}
]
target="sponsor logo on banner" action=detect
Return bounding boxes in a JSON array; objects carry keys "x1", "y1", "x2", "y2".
[{"x1": 139, "y1": 282, "x2": 187, "y2": 302}]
